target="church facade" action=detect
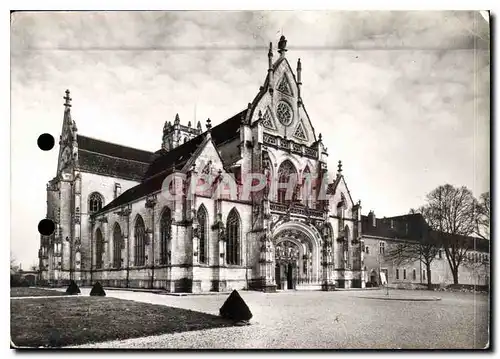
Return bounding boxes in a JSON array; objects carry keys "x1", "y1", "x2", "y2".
[{"x1": 39, "y1": 36, "x2": 366, "y2": 292}]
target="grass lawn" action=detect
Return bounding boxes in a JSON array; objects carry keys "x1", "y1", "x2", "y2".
[
  {"x1": 11, "y1": 296, "x2": 234, "y2": 348},
  {"x1": 10, "y1": 287, "x2": 68, "y2": 298}
]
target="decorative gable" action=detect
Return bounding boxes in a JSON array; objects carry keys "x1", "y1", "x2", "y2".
[
  {"x1": 292, "y1": 120, "x2": 308, "y2": 141},
  {"x1": 277, "y1": 75, "x2": 292, "y2": 96},
  {"x1": 262, "y1": 107, "x2": 278, "y2": 130}
]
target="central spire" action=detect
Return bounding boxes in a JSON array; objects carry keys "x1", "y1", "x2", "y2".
[{"x1": 63, "y1": 89, "x2": 72, "y2": 108}]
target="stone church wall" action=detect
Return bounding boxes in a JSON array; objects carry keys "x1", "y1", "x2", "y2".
[{"x1": 78, "y1": 171, "x2": 140, "y2": 272}]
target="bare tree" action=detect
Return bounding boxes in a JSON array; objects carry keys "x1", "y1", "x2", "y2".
[
  {"x1": 422, "y1": 184, "x2": 476, "y2": 284},
  {"x1": 475, "y1": 191, "x2": 490, "y2": 240}
]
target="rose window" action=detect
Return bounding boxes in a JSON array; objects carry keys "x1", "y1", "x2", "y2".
[{"x1": 276, "y1": 101, "x2": 293, "y2": 126}]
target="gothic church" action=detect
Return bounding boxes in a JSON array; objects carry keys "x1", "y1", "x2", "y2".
[{"x1": 39, "y1": 36, "x2": 365, "y2": 292}]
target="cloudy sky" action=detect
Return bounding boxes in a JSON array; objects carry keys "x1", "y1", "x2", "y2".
[{"x1": 11, "y1": 11, "x2": 490, "y2": 267}]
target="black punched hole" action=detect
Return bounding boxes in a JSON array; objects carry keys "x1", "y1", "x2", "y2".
[
  {"x1": 37, "y1": 133, "x2": 55, "y2": 151},
  {"x1": 38, "y1": 219, "x2": 55, "y2": 236}
]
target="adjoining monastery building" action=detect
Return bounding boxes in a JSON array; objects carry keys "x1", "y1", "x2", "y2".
[{"x1": 39, "y1": 36, "x2": 489, "y2": 292}]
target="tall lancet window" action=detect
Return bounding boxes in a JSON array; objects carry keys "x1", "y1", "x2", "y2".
[
  {"x1": 134, "y1": 216, "x2": 146, "y2": 266},
  {"x1": 160, "y1": 208, "x2": 171, "y2": 265},
  {"x1": 197, "y1": 205, "x2": 208, "y2": 264},
  {"x1": 113, "y1": 223, "x2": 122, "y2": 268},
  {"x1": 226, "y1": 208, "x2": 241, "y2": 265},
  {"x1": 277, "y1": 160, "x2": 297, "y2": 204},
  {"x1": 343, "y1": 225, "x2": 350, "y2": 268},
  {"x1": 95, "y1": 228, "x2": 104, "y2": 269},
  {"x1": 302, "y1": 166, "x2": 311, "y2": 205}
]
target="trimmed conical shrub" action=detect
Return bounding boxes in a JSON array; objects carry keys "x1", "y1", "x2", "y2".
[
  {"x1": 90, "y1": 281, "x2": 106, "y2": 296},
  {"x1": 66, "y1": 280, "x2": 81, "y2": 295},
  {"x1": 219, "y1": 290, "x2": 252, "y2": 322}
]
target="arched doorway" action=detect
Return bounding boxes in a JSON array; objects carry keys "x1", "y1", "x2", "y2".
[
  {"x1": 369, "y1": 270, "x2": 378, "y2": 287},
  {"x1": 275, "y1": 240, "x2": 299, "y2": 290},
  {"x1": 272, "y1": 221, "x2": 322, "y2": 290}
]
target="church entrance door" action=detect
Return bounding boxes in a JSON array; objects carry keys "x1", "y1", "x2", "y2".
[{"x1": 275, "y1": 240, "x2": 299, "y2": 290}]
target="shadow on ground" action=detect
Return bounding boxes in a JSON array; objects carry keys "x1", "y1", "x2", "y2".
[
  {"x1": 11, "y1": 296, "x2": 235, "y2": 348},
  {"x1": 10, "y1": 287, "x2": 69, "y2": 298}
]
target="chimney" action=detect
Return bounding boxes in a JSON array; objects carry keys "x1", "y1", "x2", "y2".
[{"x1": 368, "y1": 210, "x2": 376, "y2": 227}]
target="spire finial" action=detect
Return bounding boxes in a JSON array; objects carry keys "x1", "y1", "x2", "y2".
[
  {"x1": 174, "y1": 113, "x2": 180, "y2": 125},
  {"x1": 318, "y1": 133, "x2": 322, "y2": 142},
  {"x1": 63, "y1": 89, "x2": 72, "y2": 108},
  {"x1": 278, "y1": 35, "x2": 287, "y2": 56},
  {"x1": 206, "y1": 118, "x2": 212, "y2": 131},
  {"x1": 337, "y1": 160, "x2": 343, "y2": 174},
  {"x1": 197, "y1": 121, "x2": 202, "y2": 130},
  {"x1": 188, "y1": 121, "x2": 191, "y2": 128}
]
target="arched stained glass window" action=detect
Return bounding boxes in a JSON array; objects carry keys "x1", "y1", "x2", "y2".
[
  {"x1": 226, "y1": 208, "x2": 241, "y2": 265},
  {"x1": 198, "y1": 205, "x2": 208, "y2": 264},
  {"x1": 113, "y1": 223, "x2": 122, "y2": 268},
  {"x1": 89, "y1": 192, "x2": 104, "y2": 213},
  {"x1": 277, "y1": 160, "x2": 297, "y2": 204},
  {"x1": 160, "y1": 208, "x2": 171, "y2": 265},
  {"x1": 134, "y1": 216, "x2": 146, "y2": 266},
  {"x1": 95, "y1": 228, "x2": 104, "y2": 269}
]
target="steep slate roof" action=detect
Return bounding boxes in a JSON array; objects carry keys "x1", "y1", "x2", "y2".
[
  {"x1": 361, "y1": 213, "x2": 429, "y2": 241},
  {"x1": 97, "y1": 109, "x2": 247, "y2": 214},
  {"x1": 78, "y1": 135, "x2": 154, "y2": 163},
  {"x1": 98, "y1": 169, "x2": 173, "y2": 213},
  {"x1": 77, "y1": 135, "x2": 154, "y2": 181},
  {"x1": 144, "y1": 135, "x2": 205, "y2": 179},
  {"x1": 430, "y1": 231, "x2": 490, "y2": 252},
  {"x1": 361, "y1": 213, "x2": 489, "y2": 253}
]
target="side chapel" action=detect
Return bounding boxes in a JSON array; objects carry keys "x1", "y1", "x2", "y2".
[{"x1": 39, "y1": 36, "x2": 366, "y2": 292}]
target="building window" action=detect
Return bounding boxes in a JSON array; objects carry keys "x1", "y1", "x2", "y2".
[
  {"x1": 89, "y1": 192, "x2": 104, "y2": 213},
  {"x1": 438, "y1": 250, "x2": 442, "y2": 259},
  {"x1": 197, "y1": 205, "x2": 208, "y2": 264},
  {"x1": 396, "y1": 268, "x2": 399, "y2": 280},
  {"x1": 379, "y1": 242, "x2": 385, "y2": 254},
  {"x1": 113, "y1": 223, "x2": 122, "y2": 268},
  {"x1": 390, "y1": 219, "x2": 395, "y2": 229},
  {"x1": 160, "y1": 207, "x2": 171, "y2": 265},
  {"x1": 277, "y1": 160, "x2": 297, "y2": 204},
  {"x1": 134, "y1": 215, "x2": 146, "y2": 266},
  {"x1": 114, "y1": 183, "x2": 121, "y2": 199},
  {"x1": 226, "y1": 208, "x2": 241, "y2": 265},
  {"x1": 412, "y1": 269, "x2": 416, "y2": 280},
  {"x1": 403, "y1": 268, "x2": 407, "y2": 280},
  {"x1": 95, "y1": 228, "x2": 104, "y2": 269},
  {"x1": 405, "y1": 223, "x2": 408, "y2": 235},
  {"x1": 366, "y1": 246, "x2": 369, "y2": 254}
]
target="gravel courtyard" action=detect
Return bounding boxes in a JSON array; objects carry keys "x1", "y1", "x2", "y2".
[{"x1": 69, "y1": 288, "x2": 489, "y2": 349}]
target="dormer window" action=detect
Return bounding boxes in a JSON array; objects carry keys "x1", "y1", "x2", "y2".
[{"x1": 114, "y1": 183, "x2": 122, "y2": 199}]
